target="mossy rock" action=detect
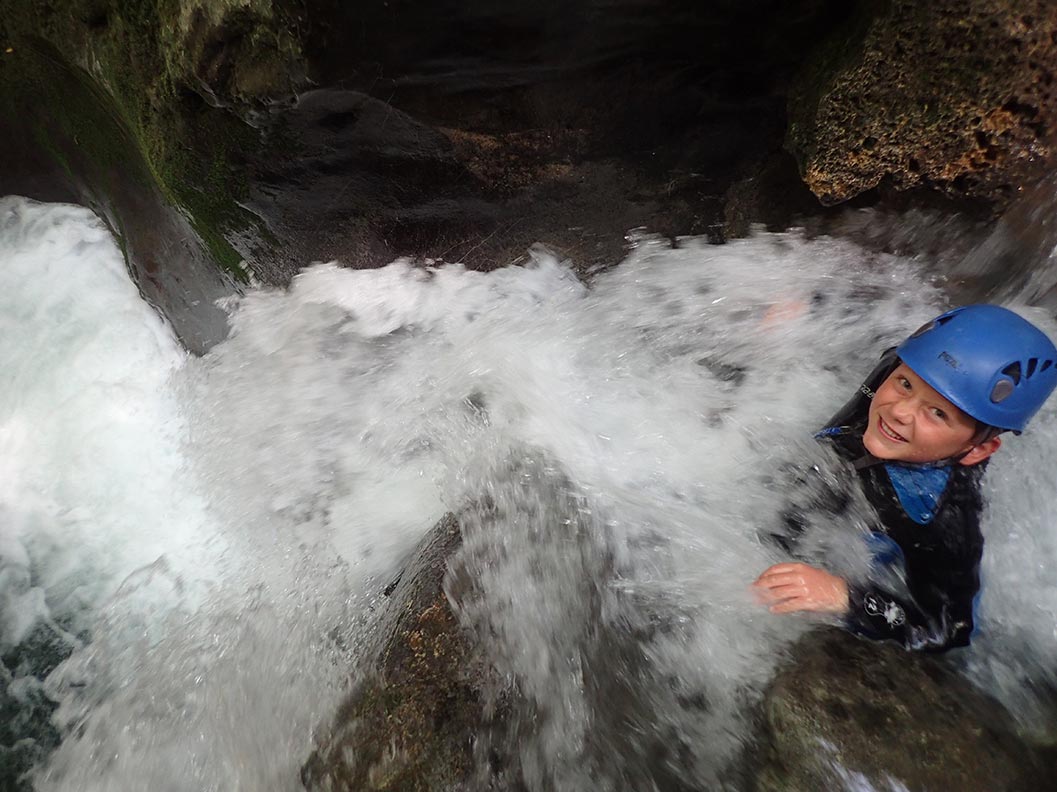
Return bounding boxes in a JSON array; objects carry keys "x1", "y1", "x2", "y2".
[
  {"x1": 0, "y1": 0, "x2": 304, "y2": 284},
  {"x1": 0, "y1": 38, "x2": 236, "y2": 351},
  {"x1": 754, "y1": 629, "x2": 1047, "y2": 791}
]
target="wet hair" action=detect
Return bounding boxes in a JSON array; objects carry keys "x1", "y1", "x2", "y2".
[{"x1": 970, "y1": 421, "x2": 1002, "y2": 446}]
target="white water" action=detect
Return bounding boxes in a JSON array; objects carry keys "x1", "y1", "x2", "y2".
[{"x1": 3, "y1": 195, "x2": 1057, "y2": 790}]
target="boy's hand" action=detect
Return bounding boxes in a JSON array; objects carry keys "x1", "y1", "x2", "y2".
[
  {"x1": 753, "y1": 562, "x2": 850, "y2": 614},
  {"x1": 761, "y1": 299, "x2": 807, "y2": 328}
]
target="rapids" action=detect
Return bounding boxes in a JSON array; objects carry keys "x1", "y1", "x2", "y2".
[{"x1": 3, "y1": 194, "x2": 1057, "y2": 790}]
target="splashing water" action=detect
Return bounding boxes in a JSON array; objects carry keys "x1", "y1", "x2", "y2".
[{"x1": 3, "y1": 195, "x2": 1057, "y2": 790}]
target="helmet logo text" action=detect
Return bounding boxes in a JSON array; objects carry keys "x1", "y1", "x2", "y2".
[{"x1": 938, "y1": 351, "x2": 959, "y2": 368}]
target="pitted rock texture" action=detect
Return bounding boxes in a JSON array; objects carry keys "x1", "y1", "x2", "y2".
[
  {"x1": 788, "y1": 1, "x2": 1057, "y2": 207},
  {"x1": 754, "y1": 629, "x2": 1046, "y2": 792}
]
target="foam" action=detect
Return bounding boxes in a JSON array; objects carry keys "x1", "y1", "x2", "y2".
[{"x1": 3, "y1": 198, "x2": 1056, "y2": 789}]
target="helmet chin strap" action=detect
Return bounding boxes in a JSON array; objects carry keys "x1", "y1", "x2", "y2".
[{"x1": 952, "y1": 423, "x2": 1003, "y2": 464}]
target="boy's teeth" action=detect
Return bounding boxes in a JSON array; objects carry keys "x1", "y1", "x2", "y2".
[{"x1": 880, "y1": 418, "x2": 907, "y2": 442}]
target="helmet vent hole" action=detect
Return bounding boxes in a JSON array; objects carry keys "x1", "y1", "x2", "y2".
[
  {"x1": 1041, "y1": 359, "x2": 1053, "y2": 373},
  {"x1": 1001, "y1": 362, "x2": 1022, "y2": 384},
  {"x1": 1027, "y1": 358, "x2": 1039, "y2": 377},
  {"x1": 991, "y1": 379, "x2": 1016, "y2": 403}
]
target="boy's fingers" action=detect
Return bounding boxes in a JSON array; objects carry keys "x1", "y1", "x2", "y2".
[
  {"x1": 755, "y1": 564, "x2": 813, "y2": 585},
  {"x1": 755, "y1": 572, "x2": 804, "y2": 588},
  {"x1": 757, "y1": 582, "x2": 804, "y2": 598},
  {"x1": 760, "y1": 563, "x2": 803, "y2": 575},
  {"x1": 769, "y1": 599, "x2": 807, "y2": 614},
  {"x1": 754, "y1": 570, "x2": 788, "y2": 585}
]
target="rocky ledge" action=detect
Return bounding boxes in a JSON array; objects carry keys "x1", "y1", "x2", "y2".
[{"x1": 303, "y1": 509, "x2": 1055, "y2": 791}]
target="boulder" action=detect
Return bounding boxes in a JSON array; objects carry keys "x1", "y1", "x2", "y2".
[
  {"x1": 304, "y1": 498, "x2": 1053, "y2": 792},
  {"x1": 301, "y1": 455, "x2": 716, "y2": 792},
  {"x1": 0, "y1": 40, "x2": 236, "y2": 353},
  {"x1": 0, "y1": 0, "x2": 310, "y2": 306},
  {"x1": 301, "y1": 513, "x2": 502, "y2": 792},
  {"x1": 753, "y1": 629, "x2": 1048, "y2": 792},
  {"x1": 788, "y1": 1, "x2": 1057, "y2": 208}
]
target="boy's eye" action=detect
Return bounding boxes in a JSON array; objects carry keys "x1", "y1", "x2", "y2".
[
  {"x1": 931, "y1": 407, "x2": 948, "y2": 421},
  {"x1": 898, "y1": 377, "x2": 911, "y2": 390}
]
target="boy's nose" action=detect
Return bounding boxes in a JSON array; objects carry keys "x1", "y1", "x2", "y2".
[{"x1": 889, "y1": 398, "x2": 915, "y2": 423}]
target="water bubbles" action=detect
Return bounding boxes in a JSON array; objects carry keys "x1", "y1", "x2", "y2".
[{"x1": 3, "y1": 200, "x2": 1057, "y2": 789}]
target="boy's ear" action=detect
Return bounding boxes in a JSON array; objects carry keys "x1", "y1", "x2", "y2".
[{"x1": 958, "y1": 436, "x2": 1002, "y2": 467}]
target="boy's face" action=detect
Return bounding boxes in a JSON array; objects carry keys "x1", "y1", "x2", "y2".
[{"x1": 862, "y1": 364, "x2": 999, "y2": 466}]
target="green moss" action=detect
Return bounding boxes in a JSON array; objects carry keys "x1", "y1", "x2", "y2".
[
  {"x1": 90, "y1": 2, "x2": 257, "y2": 281},
  {"x1": 0, "y1": 0, "x2": 301, "y2": 282},
  {"x1": 31, "y1": 121, "x2": 76, "y2": 185}
]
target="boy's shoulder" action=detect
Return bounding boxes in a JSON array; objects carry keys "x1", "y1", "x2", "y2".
[
  {"x1": 814, "y1": 421, "x2": 985, "y2": 547},
  {"x1": 867, "y1": 459, "x2": 984, "y2": 561}
]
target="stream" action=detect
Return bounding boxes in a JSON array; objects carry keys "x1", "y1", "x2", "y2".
[{"x1": 3, "y1": 194, "x2": 1057, "y2": 790}]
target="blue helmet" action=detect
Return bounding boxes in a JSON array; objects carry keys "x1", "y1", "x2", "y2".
[{"x1": 896, "y1": 304, "x2": 1057, "y2": 433}]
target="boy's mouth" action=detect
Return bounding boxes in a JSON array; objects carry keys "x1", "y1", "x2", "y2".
[{"x1": 878, "y1": 416, "x2": 908, "y2": 443}]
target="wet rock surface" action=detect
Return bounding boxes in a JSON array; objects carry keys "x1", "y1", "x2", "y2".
[
  {"x1": 2, "y1": 0, "x2": 857, "y2": 294},
  {"x1": 6, "y1": 1, "x2": 1057, "y2": 316},
  {"x1": 301, "y1": 513, "x2": 500, "y2": 792},
  {"x1": 304, "y1": 506, "x2": 1052, "y2": 792},
  {"x1": 243, "y1": 88, "x2": 481, "y2": 282},
  {"x1": 788, "y1": 0, "x2": 1057, "y2": 208},
  {"x1": 0, "y1": 40, "x2": 235, "y2": 353},
  {"x1": 302, "y1": 453, "x2": 714, "y2": 792},
  {"x1": 753, "y1": 629, "x2": 1048, "y2": 792}
]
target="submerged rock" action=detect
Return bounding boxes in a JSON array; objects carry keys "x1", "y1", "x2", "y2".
[
  {"x1": 754, "y1": 629, "x2": 1047, "y2": 792},
  {"x1": 301, "y1": 452, "x2": 710, "y2": 792},
  {"x1": 304, "y1": 488, "x2": 1051, "y2": 791},
  {"x1": 0, "y1": 621, "x2": 76, "y2": 792},
  {"x1": 301, "y1": 513, "x2": 500, "y2": 792}
]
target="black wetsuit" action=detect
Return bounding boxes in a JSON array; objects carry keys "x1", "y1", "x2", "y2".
[{"x1": 783, "y1": 355, "x2": 987, "y2": 653}]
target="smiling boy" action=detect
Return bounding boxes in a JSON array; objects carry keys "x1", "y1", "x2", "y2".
[{"x1": 754, "y1": 304, "x2": 1057, "y2": 651}]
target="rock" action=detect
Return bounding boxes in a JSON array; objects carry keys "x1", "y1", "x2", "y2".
[
  {"x1": 0, "y1": 40, "x2": 236, "y2": 353},
  {"x1": 1, "y1": 0, "x2": 861, "y2": 292},
  {"x1": 754, "y1": 629, "x2": 1047, "y2": 792},
  {"x1": 1, "y1": 663, "x2": 63, "y2": 792},
  {"x1": 12, "y1": 1, "x2": 1057, "y2": 331},
  {"x1": 722, "y1": 151, "x2": 833, "y2": 239},
  {"x1": 788, "y1": 1, "x2": 1057, "y2": 208},
  {"x1": 303, "y1": 453, "x2": 717, "y2": 792},
  {"x1": 242, "y1": 88, "x2": 485, "y2": 282},
  {"x1": 301, "y1": 513, "x2": 500, "y2": 792},
  {"x1": 0, "y1": 0, "x2": 300, "y2": 290}
]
